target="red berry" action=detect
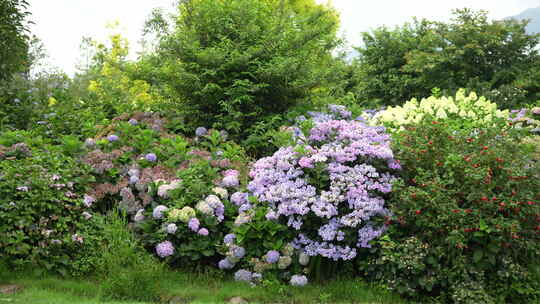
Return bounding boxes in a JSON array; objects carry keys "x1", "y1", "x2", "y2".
[{"x1": 415, "y1": 210, "x2": 421, "y2": 215}]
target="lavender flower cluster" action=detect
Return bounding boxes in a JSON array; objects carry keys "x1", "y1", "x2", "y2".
[{"x1": 248, "y1": 108, "x2": 397, "y2": 261}]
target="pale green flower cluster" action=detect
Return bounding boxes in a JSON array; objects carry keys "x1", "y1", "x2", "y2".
[
  {"x1": 369, "y1": 89, "x2": 509, "y2": 131},
  {"x1": 168, "y1": 206, "x2": 196, "y2": 223}
]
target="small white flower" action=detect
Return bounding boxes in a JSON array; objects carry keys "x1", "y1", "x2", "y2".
[{"x1": 212, "y1": 187, "x2": 228, "y2": 199}]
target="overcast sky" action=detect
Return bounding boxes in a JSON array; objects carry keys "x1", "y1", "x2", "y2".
[{"x1": 28, "y1": 0, "x2": 540, "y2": 75}]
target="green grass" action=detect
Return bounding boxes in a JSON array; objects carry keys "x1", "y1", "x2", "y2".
[{"x1": 0, "y1": 272, "x2": 408, "y2": 304}]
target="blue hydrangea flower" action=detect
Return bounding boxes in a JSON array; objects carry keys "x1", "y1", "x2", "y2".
[
  {"x1": 128, "y1": 118, "x2": 138, "y2": 125},
  {"x1": 145, "y1": 153, "x2": 157, "y2": 162},
  {"x1": 230, "y1": 192, "x2": 248, "y2": 206},
  {"x1": 265, "y1": 250, "x2": 280, "y2": 264},
  {"x1": 107, "y1": 134, "x2": 119, "y2": 142},
  {"x1": 218, "y1": 258, "x2": 235, "y2": 270},
  {"x1": 153, "y1": 205, "x2": 168, "y2": 219},
  {"x1": 195, "y1": 127, "x2": 207, "y2": 137},
  {"x1": 232, "y1": 246, "x2": 246, "y2": 259},
  {"x1": 290, "y1": 275, "x2": 308, "y2": 286},
  {"x1": 234, "y1": 269, "x2": 252, "y2": 282},
  {"x1": 129, "y1": 175, "x2": 139, "y2": 184},
  {"x1": 224, "y1": 233, "x2": 236, "y2": 245}
]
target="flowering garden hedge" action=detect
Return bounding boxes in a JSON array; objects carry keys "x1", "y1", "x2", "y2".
[{"x1": 1, "y1": 92, "x2": 539, "y2": 303}]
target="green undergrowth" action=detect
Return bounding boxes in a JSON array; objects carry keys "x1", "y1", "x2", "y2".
[{"x1": 0, "y1": 272, "x2": 407, "y2": 304}]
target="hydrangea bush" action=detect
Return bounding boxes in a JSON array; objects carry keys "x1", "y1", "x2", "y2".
[
  {"x1": 76, "y1": 112, "x2": 250, "y2": 264},
  {"x1": 0, "y1": 135, "x2": 96, "y2": 274},
  {"x1": 217, "y1": 105, "x2": 399, "y2": 285},
  {"x1": 249, "y1": 110, "x2": 398, "y2": 261}
]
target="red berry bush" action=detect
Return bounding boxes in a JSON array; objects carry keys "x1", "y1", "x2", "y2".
[{"x1": 360, "y1": 117, "x2": 540, "y2": 303}]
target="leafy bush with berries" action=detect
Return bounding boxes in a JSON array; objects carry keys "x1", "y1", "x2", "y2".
[{"x1": 361, "y1": 99, "x2": 540, "y2": 303}]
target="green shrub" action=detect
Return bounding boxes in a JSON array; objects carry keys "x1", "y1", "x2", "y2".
[
  {"x1": 361, "y1": 108, "x2": 540, "y2": 302},
  {"x1": 142, "y1": 0, "x2": 340, "y2": 143},
  {"x1": 0, "y1": 136, "x2": 95, "y2": 275},
  {"x1": 92, "y1": 211, "x2": 166, "y2": 302}
]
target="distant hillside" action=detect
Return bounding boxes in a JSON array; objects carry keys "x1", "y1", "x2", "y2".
[{"x1": 508, "y1": 6, "x2": 540, "y2": 34}]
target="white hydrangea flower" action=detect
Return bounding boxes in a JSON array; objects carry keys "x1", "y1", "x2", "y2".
[{"x1": 212, "y1": 187, "x2": 228, "y2": 199}]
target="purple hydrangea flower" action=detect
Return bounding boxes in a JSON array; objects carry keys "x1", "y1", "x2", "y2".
[
  {"x1": 223, "y1": 169, "x2": 239, "y2": 177},
  {"x1": 145, "y1": 153, "x2": 157, "y2": 162},
  {"x1": 156, "y1": 241, "x2": 175, "y2": 258},
  {"x1": 166, "y1": 223, "x2": 178, "y2": 234},
  {"x1": 195, "y1": 127, "x2": 207, "y2": 137},
  {"x1": 265, "y1": 210, "x2": 278, "y2": 220},
  {"x1": 107, "y1": 134, "x2": 119, "y2": 142},
  {"x1": 153, "y1": 205, "x2": 168, "y2": 219},
  {"x1": 218, "y1": 258, "x2": 235, "y2": 270},
  {"x1": 230, "y1": 192, "x2": 248, "y2": 206},
  {"x1": 188, "y1": 218, "x2": 200, "y2": 232},
  {"x1": 222, "y1": 175, "x2": 239, "y2": 188},
  {"x1": 265, "y1": 250, "x2": 280, "y2": 264},
  {"x1": 83, "y1": 194, "x2": 95, "y2": 207},
  {"x1": 290, "y1": 275, "x2": 308, "y2": 286},
  {"x1": 128, "y1": 118, "x2": 138, "y2": 125},
  {"x1": 198, "y1": 228, "x2": 209, "y2": 236},
  {"x1": 234, "y1": 269, "x2": 252, "y2": 282},
  {"x1": 129, "y1": 175, "x2": 140, "y2": 184},
  {"x1": 224, "y1": 233, "x2": 236, "y2": 245},
  {"x1": 239, "y1": 203, "x2": 252, "y2": 213}
]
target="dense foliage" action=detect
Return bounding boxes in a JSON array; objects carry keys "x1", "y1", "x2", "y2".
[
  {"x1": 353, "y1": 9, "x2": 540, "y2": 108},
  {"x1": 1, "y1": 1, "x2": 540, "y2": 303},
  {"x1": 140, "y1": 0, "x2": 340, "y2": 143},
  {"x1": 0, "y1": 0, "x2": 30, "y2": 82},
  {"x1": 0, "y1": 132, "x2": 94, "y2": 275},
  {"x1": 359, "y1": 93, "x2": 540, "y2": 303}
]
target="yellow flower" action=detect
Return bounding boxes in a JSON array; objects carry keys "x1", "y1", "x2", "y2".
[{"x1": 48, "y1": 97, "x2": 57, "y2": 107}]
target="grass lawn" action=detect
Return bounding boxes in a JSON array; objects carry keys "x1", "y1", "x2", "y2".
[{"x1": 0, "y1": 271, "x2": 408, "y2": 304}]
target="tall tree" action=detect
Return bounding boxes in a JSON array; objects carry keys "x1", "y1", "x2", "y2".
[
  {"x1": 0, "y1": 0, "x2": 31, "y2": 82},
  {"x1": 352, "y1": 9, "x2": 540, "y2": 107},
  {"x1": 138, "y1": 0, "x2": 340, "y2": 140}
]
